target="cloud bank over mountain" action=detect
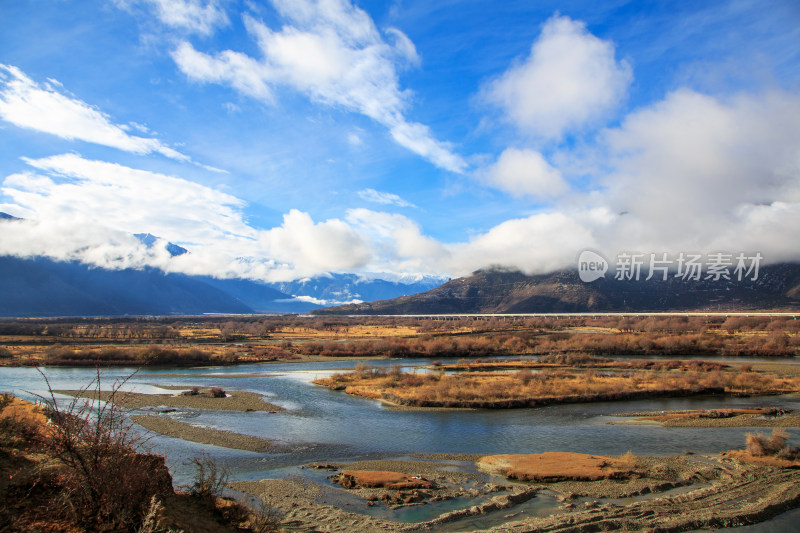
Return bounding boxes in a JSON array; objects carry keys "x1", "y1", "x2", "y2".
[{"x1": 1, "y1": 1, "x2": 799, "y2": 283}]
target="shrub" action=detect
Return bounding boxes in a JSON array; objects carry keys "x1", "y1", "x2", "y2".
[
  {"x1": 618, "y1": 450, "x2": 637, "y2": 468},
  {"x1": 186, "y1": 452, "x2": 229, "y2": 505},
  {"x1": 247, "y1": 497, "x2": 284, "y2": 533},
  {"x1": 746, "y1": 428, "x2": 791, "y2": 457},
  {"x1": 35, "y1": 368, "x2": 171, "y2": 531}
]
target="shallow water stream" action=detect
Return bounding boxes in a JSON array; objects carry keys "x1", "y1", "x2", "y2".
[{"x1": 2, "y1": 357, "x2": 799, "y2": 531}]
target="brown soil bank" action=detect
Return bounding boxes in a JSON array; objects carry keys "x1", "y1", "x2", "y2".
[
  {"x1": 56, "y1": 388, "x2": 283, "y2": 412},
  {"x1": 0, "y1": 396, "x2": 265, "y2": 533},
  {"x1": 232, "y1": 456, "x2": 800, "y2": 533},
  {"x1": 613, "y1": 407, "x2": 800, "y2": 428},
  {"x1": 482, "y1": 465, "x2": 800, "y2": 533},
  {"x1": 131, "y1": 415, "x2": 280, "y2": 453},
  {"x1": 478, "y1": 452, "x2": 636, "y2": 482}
]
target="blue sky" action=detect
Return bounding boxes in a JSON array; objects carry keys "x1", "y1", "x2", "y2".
[{"x1": 1, "y1": 0, "x2": 799, "y2": 281}]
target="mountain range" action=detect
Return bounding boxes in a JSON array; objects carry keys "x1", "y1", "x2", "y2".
[
  {"x1": 4, "y1": 212, "x2": 798, "y2": 317},
  {"x1": 0, "y1": 213, "x2": 448, "y2": 317},
  {"x1": 0, "y1": 255, "x2": 449, "y2": 317},
  {"x1": 315, "y1": 264, "x2": 800, "y2": 315}
]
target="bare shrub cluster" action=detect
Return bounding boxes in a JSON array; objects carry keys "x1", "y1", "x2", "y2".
[
  {"x1": 43, "y1": 345, "x2": 220, "y2": 366},
  {"x1": 34, "y1": 370, "x2": 173, "y2": 531},
  {"x1": 745, "y1": 428, "x2": 800, "y2": 460}
]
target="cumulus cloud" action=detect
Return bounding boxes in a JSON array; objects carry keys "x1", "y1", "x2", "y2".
[
  {"x1": 171, "y1": 0, "x2": 466, "y2": 172},
  {"x1": 259, "y1": 209, "x2": 372, "y2": 274},
  {"x1": 0, "y1": 153, "x2": 377, "y2": 280},
  {"x1": 484, "y1": 148, "x2": 568, "y2": 198},
  {"x1": 0, "y1": 64, "x2": 189, "y2": 161},
  {"x1": 117, "y1": 0, "x2": 228, "y2": 35},
  {"x1": 599, "y1": 89, "x2": 800, "y2": 253},
  {"x1": 0, "y1": 154, "x2": 302, "y2": 280},
  {"x1": 444, "y1": 210, "x2": 606, "y2": 276},
  {"x1": 456, "y1": 89, "x2": 800, "y2": 276},
  {"x1": 0, "y1": 153, "x2": 278, "y2": 278},
  {"x1": 347, "y1": 208, "x2": 446, "y2": 273},
  {"x1": 2, "y1": 86, "x2": 798, "y2": 282},
  {"x1": 486, "y1": 15, "x2": 631, "y2": 140},
  {"x1": 357, "y1": 188, "x2": 416, "y2": 208}
]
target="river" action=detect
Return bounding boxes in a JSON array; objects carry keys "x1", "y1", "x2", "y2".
[{"x1": 2, "y1": 357, "x2": 799, "y2": 531}]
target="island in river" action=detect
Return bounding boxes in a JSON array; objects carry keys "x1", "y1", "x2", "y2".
[{"x1": 2, "y1": 314, "x2": 800, "y2": 531}]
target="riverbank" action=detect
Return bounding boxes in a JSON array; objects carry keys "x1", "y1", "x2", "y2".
[
  {"x1": 131, "y1": 415, "x2": 282, "y2": 453},
  {"x1": 229, "y1": 452, "x2": 800, "y2": 532},
  {"x1": 0, "y1": 395, "x2": 269, "y2": 532},
  {"x1": 610, "y1": 407, "x2": 800, "y2": 427},
  {"x1": 56, "y1": 387, "x2": 284, "y2": 412}
]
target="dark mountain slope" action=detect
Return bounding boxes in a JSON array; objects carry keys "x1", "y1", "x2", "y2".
[
  {"x1": 317, "y1": 264, "x2": 800, "y2": 314},
  {"x1": 0, "y1": 256, "x2": 254, "y2": 317}
]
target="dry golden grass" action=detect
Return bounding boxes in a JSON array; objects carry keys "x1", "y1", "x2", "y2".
[
  {"x1": 724, "y1": 450, "x2": 800, "y2": 468},
  {"x1": 176, "y1": 327, "x2": 221, "y2": 339},
  {"x1": 314, "y1": 366, "x2": 799, "y2": 408},
  {"x1": 2, "y1": 315, "x2": 798, "y2": 368},
  {"x1": 477, "y1": 452, "x2": 638, "y2": 482},
  {"x1": 723, "y1": 428, "x2": 800, "y2": 467},
  {"x1": 275, "y1": 324, "x2": 426, "y2": 339},
  {"x1": 333, "y1": 470, "x2": 434, "y2": 490},
  {"x1": 439, "y1": 355, "x2": 728, "y2": 372},
  {"x1": 0, "y1": 396, "x2": 50, "y2": 438}
]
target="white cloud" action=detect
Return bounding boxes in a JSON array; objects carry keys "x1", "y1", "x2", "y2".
[
  {"x1": 0, "y1": 64, "x2": 190, "y2": 161},
  {"x1": 387, "y1": 121, "x2": 465, "y2": 173},
  {"x1": 172, "y1": 41, "x2": 274, "y2": 101},
  {"x1": 484, "y1": 148, "x2": 568, "y2": 198},
  {"x1": 456, "y1": 89, "x2": 800, "y2": 275},
  {"x1": 445, "y1": 210, "x2": 606, "y2": 276},
  {"x1": 120, "y1": 0, "x2": 229, "y2": 35},
  {"x1": 10, "y1": 153, "x2": 254, "y2": 244},
  {"x1": 357, "y1": 188, "x2": 416, "y2": 207},
  {"x1": 347, "y1": 130, "x2": 363, "y2": 147},
  {"x1": 0, "y1": 216, "x2": 177, "y2": 271},
  {"x1": 259, "y1": 209, "x2": 372, "y2": 274},
  {"x1": 599, "y1": 89, "x2": 800, "y2": 252},
  {"x1": 384, "y1": 27, "x2": 421, "y2": 67},
  {"x1": 347, "y1": 208, "x2": 446, "y2": 272},
  {"x1": 3, "y1": 88, "x2": 798, "y2": 283},
  {"x1": 486, "y1": 15, "x2": 632, "y2": 140},
  {"x1": 171, "y1": 0, "x2": 466, "y2": 172}
]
